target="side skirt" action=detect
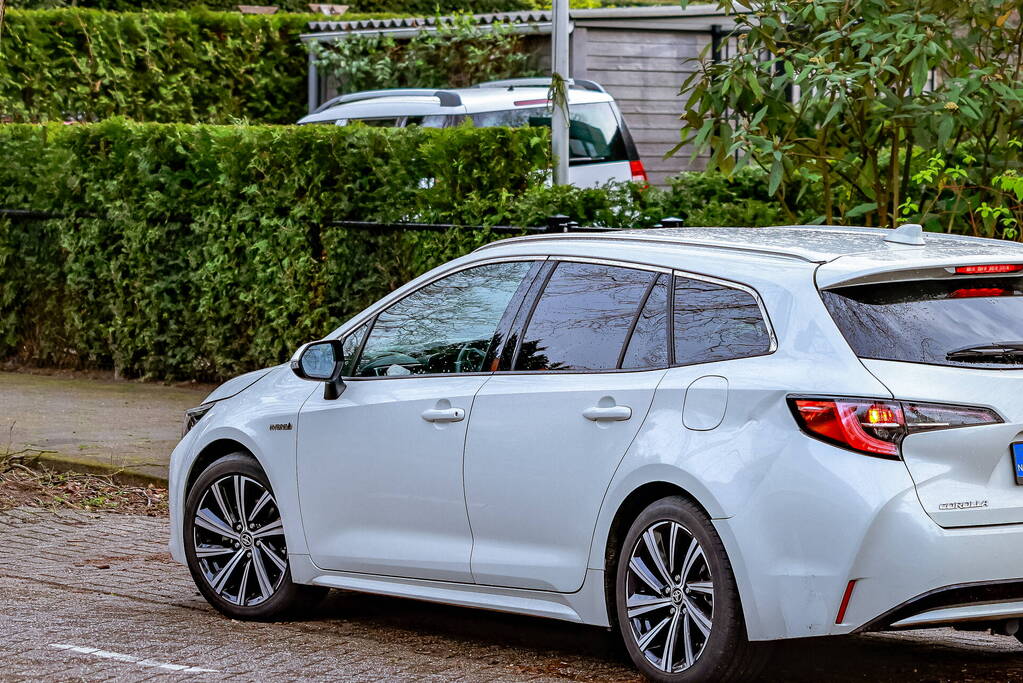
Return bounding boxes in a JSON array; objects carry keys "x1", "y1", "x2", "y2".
[{"x1": 289, "y1": 555, "x2": 611, "y2": 627}]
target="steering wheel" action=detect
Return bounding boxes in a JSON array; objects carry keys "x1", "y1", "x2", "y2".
[
  {"x1": 360, "y1": 352, "x2": 420, "y2": 376},
  {"x1": 455, "y1": 345, "x2": 486, "y2": 373}
]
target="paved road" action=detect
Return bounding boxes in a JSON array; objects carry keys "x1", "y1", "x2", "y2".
[
  {"x1": 0, "y1": 371, "x2": 209, "y2": 481},
  {"x1": 2, "y1": 506, "x2": 1023, "y2": 682}
]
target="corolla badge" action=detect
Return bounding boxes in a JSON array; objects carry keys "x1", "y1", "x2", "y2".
[{"x1": 938, "y1": 500, "x2": 988, "y2": 511}]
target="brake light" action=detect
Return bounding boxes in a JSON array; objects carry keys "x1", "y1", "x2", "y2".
[
  {"x1": 514, "y1": 98, "x2": 550, "y2": 107},
  {"x1": 630, "y1": 160, "x2": 648, "y2": 184},
  {"x1": 950, "y1": 287, "x2": 1007, "y2": 298},
  {"x1": 954, "y1": 264, "x2": 1023, "y2": 274},
  {"x1": 789, "y1": 397, "x2": 1002, "y2": 459}
]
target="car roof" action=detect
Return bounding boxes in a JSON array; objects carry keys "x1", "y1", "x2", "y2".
[
  {"x1": 474, "y1": 226, "x2": 1023, "y2": 287},
  {"x1": 299, "y1": 87, "x2": 613, "y2": 124}
]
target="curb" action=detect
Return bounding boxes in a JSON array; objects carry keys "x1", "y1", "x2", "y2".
[{"x1": 19, "y1": 452, "x2": 169, "y2": 488}]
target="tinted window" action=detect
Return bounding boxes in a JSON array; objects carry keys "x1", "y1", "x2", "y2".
[
  {"x1": 355, "y1": 118, "x2": 400, "y2": 127},
  {"x1": 674, "y1": 277, "x2": 771, "y2": 364},
  {"x1": 404, "y1": 115, "x2": 449, "y2": 128},
  {"x1": 355, "y1": 262, "x2": 533, "y2": 376},
  {"x1": 823, "y1": 277, "x2": 1023, "y2": 368},
  {"x1": 516, "y1": 262, "x2": 655, "y2": 371},
  {"x1": 469, "y1": 102, "x2": 627, "y2": 164},
  {"x1": 622, "y1": 274, "x2": 670, "y2": 370}
]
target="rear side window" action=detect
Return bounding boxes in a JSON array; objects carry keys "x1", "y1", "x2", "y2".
[
  {"x1": 823, "y1": 277, "x2": 1023, "y2": 368},
  {"x1": 515, "y1": 262, "x2": 655, "y2": 371},
  {"x1": 469, "y1": 102, "x2": 628, "y2": 164},
  {"x1": 674, "y1": 277, "x2": 772, "y2": 364},
  {"x1": 621, "y1": 274, "x2": 670, "y2": 370}
]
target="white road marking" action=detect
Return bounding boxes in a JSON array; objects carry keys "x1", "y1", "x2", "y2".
[{"x1": 49, "y1": 644, "x2": 219, "y2": 674}]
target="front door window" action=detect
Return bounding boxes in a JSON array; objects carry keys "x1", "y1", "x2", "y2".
[{"x1": 355, "y1": 261, "x2": 534, "y2": 377}]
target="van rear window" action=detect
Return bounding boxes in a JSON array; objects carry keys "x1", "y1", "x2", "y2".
[
  {"x1": 823, "y1": 277, "x2": 1023, "y2": 368},
  {"x1": 470, "y1": 102, "x2": 628, "y2": 164}
]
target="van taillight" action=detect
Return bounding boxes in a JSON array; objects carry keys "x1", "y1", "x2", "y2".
[
  {"x1": 630, "y1": 160, "x2": 648, "y2": 184},
  {"x1": 789, "y1": 397, "x2": 1002, "y2": 459}
]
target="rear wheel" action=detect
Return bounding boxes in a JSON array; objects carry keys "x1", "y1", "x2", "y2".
[
  {"x1": 614, "y1": 496, "x2": 770, "y2": 682},
  {"x1": 183, "y1": 453, "x2": 326, "y2": 620}
]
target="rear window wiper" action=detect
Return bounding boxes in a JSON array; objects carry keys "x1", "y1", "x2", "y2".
[{"x1": 946, "y1": 342, "x2": 1023, "y2": 362}]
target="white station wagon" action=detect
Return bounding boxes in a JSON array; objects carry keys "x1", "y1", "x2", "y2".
[
  {"x1": 298, "y1": 78, "x2": 648, "y2": 189},
  {"x1": 171, "y1": 224, "x2": 1023, "y2": 681}
]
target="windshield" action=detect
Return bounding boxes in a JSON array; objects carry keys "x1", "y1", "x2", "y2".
[{"x1": 823, "y1": 276, "x2": 1023, "y2": 369}]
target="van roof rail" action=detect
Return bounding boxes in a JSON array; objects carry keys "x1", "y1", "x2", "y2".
[
  {"x1": 314, "y1": 89, "x2": 462, "y2": 113},
  {"x1": 473, "y1": 78, "x2": 607, "y2": 93}
]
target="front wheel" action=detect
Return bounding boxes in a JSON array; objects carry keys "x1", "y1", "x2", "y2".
[
  {"x1": 614, "y1": 496, "x2": 770, "y2": 682},
  {"x1": 183, "y1": 452, "x2": 326, "y2": 620}
]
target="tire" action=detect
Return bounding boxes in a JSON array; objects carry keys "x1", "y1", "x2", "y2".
[
  {"x1": 614, "y1": 496, "x2": 771, "y2": 682},
  {"x1": 183, "y1": 452, "x2": 326, "y2": 620}
]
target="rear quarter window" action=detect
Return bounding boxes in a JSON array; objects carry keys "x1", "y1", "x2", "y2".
[{"x1": 673, "y1": 277, "x2": 772, "y2": 364}]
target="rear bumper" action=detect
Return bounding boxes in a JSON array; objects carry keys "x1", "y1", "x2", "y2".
[
  {"x1": 714, "y1": 436, "x2": 1023, "y2": 641},
  {"x1": 861, "y1": 580, "x2": 1023, "y2": 630}
]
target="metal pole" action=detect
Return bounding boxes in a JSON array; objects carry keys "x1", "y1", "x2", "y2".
[
  {"x1": 307, "y1": 49, "x2": 319, "y2": 115},
  {"x1": 551, "y1": 0, "x2": 570, "y2": 185}
]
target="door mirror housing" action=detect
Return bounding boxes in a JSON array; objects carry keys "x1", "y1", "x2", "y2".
[{"x1": 291, "y1": 340, "x2": 346, "y2": 400}]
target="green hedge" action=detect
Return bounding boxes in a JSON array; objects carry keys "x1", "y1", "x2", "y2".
[
  {"x1": 0, "y1": 8, "x2": 541, "y2": 124},
  {"x1": 0, "y1": 120, "x2": 805, "y2": 382},
  {"x1": 0, "y1": 120, "x2": 549, "y2": 380},
  {"x1": 6, "y1": 0, "x2": 533, "y2": 14},
  {"x1": 0, "y1": 9, "x2": 322, "y2": 123}
]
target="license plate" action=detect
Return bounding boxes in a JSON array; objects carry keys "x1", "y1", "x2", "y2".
[{"x1": 1013, "y1": 443, "x2": 1023, "y2": 485}]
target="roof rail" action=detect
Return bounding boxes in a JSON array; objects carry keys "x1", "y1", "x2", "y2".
[
  {"x1": 473, "y1": 77, "x2": 607, "y2": 93},
  {"x1": 313, "y1": 89, "x2": 463, "y2": 113}
]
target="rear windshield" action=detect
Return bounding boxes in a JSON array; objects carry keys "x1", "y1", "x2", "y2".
[
  {"x1": 823, "y1": 277, "x2": 1023, "y2": 368},
  {"x1": 469, "y1": 102, "x2": 628, "y2": 164}
]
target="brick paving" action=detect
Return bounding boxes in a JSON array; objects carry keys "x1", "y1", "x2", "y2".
[{"x1": 1, "y1": 506, "x2": 1022, "y2": 681}]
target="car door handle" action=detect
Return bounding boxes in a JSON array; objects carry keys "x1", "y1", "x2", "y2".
[
  {"x1": 421, "y1": 407, "x2": 465, "y2": 423},
  {"x1": 582, "y1": 405, "x2": 632, "y2": 422}
]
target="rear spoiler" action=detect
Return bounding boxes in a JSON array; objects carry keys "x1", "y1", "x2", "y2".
[
  {"x1": 473, "y1": 78, "x2": 607, "y2": 94},
  {"x1": 314, "y1": 89, "x2": 462, "y2": 113}
]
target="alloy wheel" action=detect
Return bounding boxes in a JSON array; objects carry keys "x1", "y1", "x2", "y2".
[
  {"x1": 625, "y1": 520, "x2": 714, "y2": 674},
  {"x1": 192, "y1": 474, "x2": 288, "y2": 606}
]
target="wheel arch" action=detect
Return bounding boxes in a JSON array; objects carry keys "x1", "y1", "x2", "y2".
[
  {"x1": 185, "y1": 438, "x2": 258, "y2": 500},
  {"x1": 598, "y1": 481, "x2": 711, "y2": 625},
  {"x1": 591, "y1": 467, "x2": 763, "y2": 639}
]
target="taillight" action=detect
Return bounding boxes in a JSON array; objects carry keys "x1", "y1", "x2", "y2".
[
  {"x1": 950, "y1": 287, "x2": 1007, "y2": 298},
  {"x1": 954, "y1": 264, "x2": 1023, "y2": 274},
  {"x1": 789, "y1": 397, "x2": 1002, "y2": 459},
  {"x1": 629, "y1": 160, "x2": 648, "y2": 184}
]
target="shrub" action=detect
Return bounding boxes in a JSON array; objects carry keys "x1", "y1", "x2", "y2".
[
  {"x1": 0, "y1": 122, "x2": 821, "y2": 382},
  {"x1": 0, "y1": 120, "x2": 549, "y2": 380},
  {"x1": 6, "y1": 0, "x2": 534, "y2": 14},
  {"x1": 679, "y1": 0, "x2": 1023, "y2": 231},
  {"x1": 0, "y1": 9, "x2": 317, "y2": 123},
  {"x1": 0, "y1": 8, "x2": 542, "y2": 124}
]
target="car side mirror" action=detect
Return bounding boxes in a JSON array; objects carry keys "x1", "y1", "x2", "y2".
[{"x1": 290, "y1": 340, "x2": 346, "y2": 400}]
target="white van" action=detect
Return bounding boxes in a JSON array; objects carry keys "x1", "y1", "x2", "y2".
[{"x1": 298, "y1": 78, "x2": 648, "y2": 188}]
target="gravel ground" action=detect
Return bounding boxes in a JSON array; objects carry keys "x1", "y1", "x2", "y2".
[{"x1": 2, "y1": 503, "x2": 1023, "y2": 682}]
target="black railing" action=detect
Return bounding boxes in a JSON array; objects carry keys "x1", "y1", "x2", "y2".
[{"x1": 0, "y1": 209, "x2": 686, "y2": 233}]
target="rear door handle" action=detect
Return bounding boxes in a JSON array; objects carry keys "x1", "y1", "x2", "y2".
[
  {"x1": 421, "y1": 407, "x2": 465, "y2": 423},
  {"x1": 582, "y1": 405, "x2": 632, "y2": 422}
]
